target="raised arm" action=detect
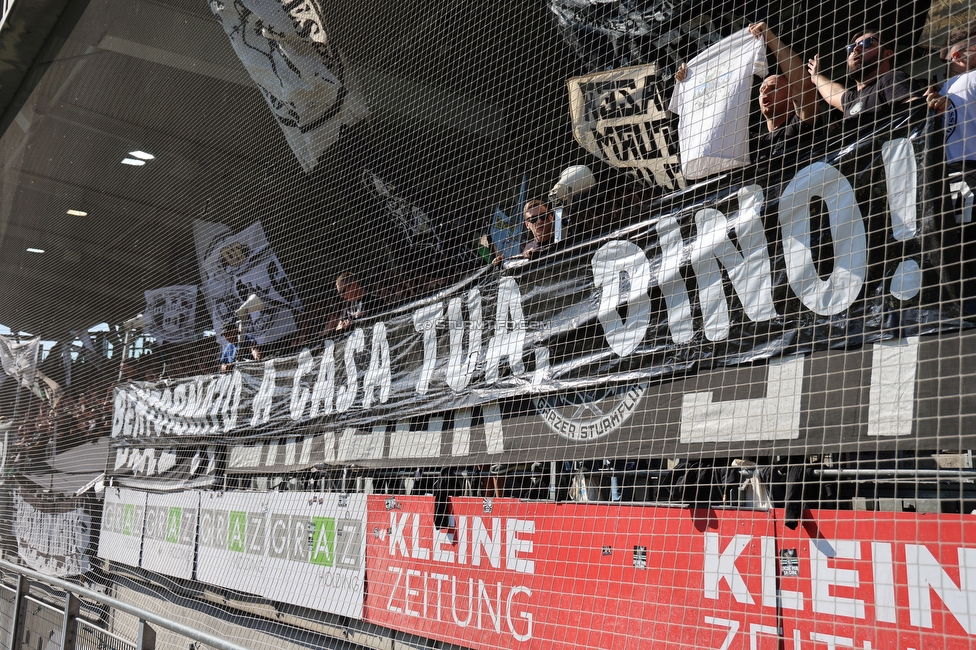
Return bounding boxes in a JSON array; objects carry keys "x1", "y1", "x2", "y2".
[
  {"x1": 807, "y1": 54, "x2": 846, "y2": 111},
  {"x1": 750, "y1": 23, "x2": 819, "y2": 123}
]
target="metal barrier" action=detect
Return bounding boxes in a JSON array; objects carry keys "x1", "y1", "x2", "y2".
[
  {"x1": 0, "y1": 560, "x2": 253, "y2": 650},
  {"x1": 77, "y1": 619, "x2": 136, "y2": 650},
  {"x1": 1, "y1": 593, "x2": 63, "y2": 650}
]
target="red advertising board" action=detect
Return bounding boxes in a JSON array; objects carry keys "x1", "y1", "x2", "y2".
[
  {"x1": 778, "y1": 511, "x2": 976, "y2": 650},
  {"x1": 364, "y1": 496, "x2": 976, "y2": 650}
]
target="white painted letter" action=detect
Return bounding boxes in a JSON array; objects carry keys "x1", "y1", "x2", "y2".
[
  {"x1": 906, "y1": 544, "x2": 976, "y2": 633},
  {"x1": 704, "y1": 533, "x2": 754, "y2": 604},
  {"x1": 779, "y1": 162, "x2": 867, "y2": 315},
  {"x1": 250, "y1": 361, "x2": 276, "y2": 427},
  {"x1": 362, "y1": 322, "x2": 392, "y2": 408},
  {"x1": 691, "y1": 185, "x2": 776, "y2": 341},
  {"x1": 414, "y1": 304, "x2": 444, "y2": 395},
  {"x1": 309, "y1": 342, "x2": 336, "y2": 417},
  {"x1": 485, "y1": 277, "x2": 526, "y2": 382},
  {"x1": 810, "y1": 539, "x2": 865, "y2": 619},
  {"x1": 446, "y1": 289, "x2": 483, "y2": 391},
  {"x1": 655, "y1": 216, "x2": 694, "y2": 344},
  {"x1": 336, "y1": 329, "x2": 364, "y2": 413},
  {"x1": 290, "y1": 349, "x2": 315, "y2": 420},
  {"x1": 591, "y1": 240, "x2": 653, "y2": 356}
]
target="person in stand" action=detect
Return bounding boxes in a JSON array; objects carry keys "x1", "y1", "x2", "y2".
[
  {"x1": 748, "y1": 22, "x2": 820, "y2": 162},
  {"x1": 926, "y1": 26, "x2": 976, "y2": 168},
  {"x1": 219, "y1": 321, "x2": 256, "y2": 372},
  {"x1": 925, "y1": 26, "x2": 976, "y2": 295},
  {"x1": 478, "y1": 233, "x2": 505, "y2": 267},
  {"x1": 219, "y1": 321, "x2": 239, "y2": 373},
  {"x1": 806, "y1": 25, "x2": 920, "y2": 119},
  {"x1": 675, "y1": 23, "x2": 819, "y2": 163},
  {"x1": 335, "y1": 271, "x2": 385, "y2": 332},
  {"x1": 522, "y1": 199, "x2": 556, "y2": 259}
]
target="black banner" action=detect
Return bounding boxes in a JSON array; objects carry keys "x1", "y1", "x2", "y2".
[{"x1": 112, "y1": 109, "x2": 976, "y2": 468}]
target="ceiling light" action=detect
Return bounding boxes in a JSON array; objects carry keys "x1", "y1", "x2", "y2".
[
  {"x1": 121, "y1": 158, "x2": 146, "y2": 166},
  {"x1": 66, "y1": 209, "x2": 87, "y2": 217},
  {"x1": 128, "y1": 150, "x2": 155, "y2": 160},
  {"x1": 26, "y1": 248, "x2": 44, "y2": 254}
]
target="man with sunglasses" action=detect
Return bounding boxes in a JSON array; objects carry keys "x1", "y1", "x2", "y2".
[
  {"x1": 522, "y1": 199, "x2": 555, "y2": 259},
  {"x1": 807, "y1": 25, "x2": 919, "y2": 119},
  {"x1": 926, "y1": 26, "x2": 976, "y2": 167}
]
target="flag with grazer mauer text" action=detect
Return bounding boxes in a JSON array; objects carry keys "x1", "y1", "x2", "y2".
[{"x1": 568, "y1": 64, "x2": 685, "y2": 191}]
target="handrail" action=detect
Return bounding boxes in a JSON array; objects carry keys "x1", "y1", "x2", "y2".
[
  {"x1": 815, "y1": 468, "x2": 976, "y2": 482},
  {"x1": 0, "y1": 558, "x2": 254, "y2": 650}
]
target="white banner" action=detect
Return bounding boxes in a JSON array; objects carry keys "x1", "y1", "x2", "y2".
[
  {"x1": 141, "y1": 491, "x2": 199, "y2": 580},
  {"x1": 193, "y1": 220, "x2": 302, "y2": 347},
  {"x1": 97, "y1": 488, "x2": 147, "y2": 567},
  {"x1": 13, "y1": 491, "x2": 91, "y2": 577},
  {"x1": 0, "y1": 335, "x2": 39, "y2": 387},
  {"x1": 197, "y1": 491, "x2": 366, "y2": 618},
  {"x1": 143, "y1": 285, "x2": 198, "y2": 344},
  {"x1": 208, "y1": 0, "x2": 367, "y2": 172},
  {"x1": 667, "y1": 28, "x2": 767, "y2": 179}
]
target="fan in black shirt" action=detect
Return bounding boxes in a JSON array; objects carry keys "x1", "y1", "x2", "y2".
[
  {"x1": 751, "y1": 23, "x2": 820, "y2": 163},
  {"x1": 808, "y1": 25, "x2": 920, "y2": 120}
]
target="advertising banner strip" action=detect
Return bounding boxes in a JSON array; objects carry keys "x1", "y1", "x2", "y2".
[
  {"x1": 196, "y1": 490, "x2": 366, "y2": 619},
  {"x1": 97, "y1": 487, "x2": 147, "y2": 567},
  {"x1": 363, "y1": 495, "x2": 976, "y2": 650},
  {"x1": 140, "y1": 491, "x2": 200, "y2": 580}
]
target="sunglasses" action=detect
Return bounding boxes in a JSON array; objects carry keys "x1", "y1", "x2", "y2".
[
  {"x1": 846, "y1": 36, "x2": 875, "y2": 54},
  {"x1": 525, "y1": 211, "x2": 548, "y2": 225}
]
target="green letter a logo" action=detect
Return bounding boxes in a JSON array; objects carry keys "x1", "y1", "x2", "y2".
[
  {"x1": 228, "y1": 511, "x2": 246, "y2": 552},
  {"x1": 122, "y1": 504, "x2": 135, "y2": 535},
  {"x1": 166, "y1": 507, "x2": 182, "y2": 543},
  {"x1": 310, "y1": 517, "x2": 335, "y2": 566}
]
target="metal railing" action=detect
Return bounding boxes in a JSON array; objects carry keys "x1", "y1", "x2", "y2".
[{"x1": 0, "y1": 560, "x2": 253, "y2": 650}]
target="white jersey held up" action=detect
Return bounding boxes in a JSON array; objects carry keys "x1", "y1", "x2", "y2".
[
  {"x1": 669, "y1": 29, "x2": 767, "y2": 180},
  {"x1": 942, "y1": 69, "x2": 976, "y2": 166}
]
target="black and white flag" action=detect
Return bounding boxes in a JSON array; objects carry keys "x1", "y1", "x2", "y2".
[
  {"x1": 194, "y1": 220, "x2": 302, "y2": 347},
  {"x1": 143, "y1": 285, "x2": 198, "y2": 344},
  {"x1": 209, "y1": 0, "x2": 368, "y2": 172},
  {"x1": 568, "y1": 65, "x2": 685, "y2": 191},
  {"x1": 0, "y1": 335, "x2": 39, "y2": 387},
  {"x1": 364, "y1": 172, "x2": 445, "y2": 274},
  {"x1": 549, "y1": 0, "x2": 719, "y2": 72}
]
